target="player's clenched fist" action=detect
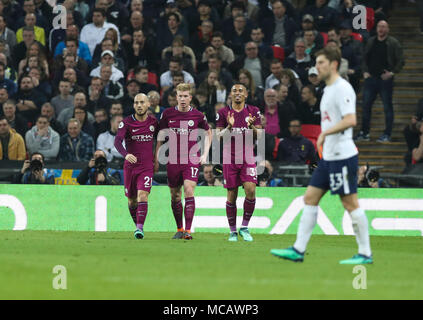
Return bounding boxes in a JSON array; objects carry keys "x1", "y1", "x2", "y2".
[{"x1": 125, "y1": 154, "x2": 137, "y2": 164}]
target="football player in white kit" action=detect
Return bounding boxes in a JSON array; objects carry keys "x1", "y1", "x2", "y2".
[{"x1": 271, "y1": 46, "x2": 373, "y2": 264}]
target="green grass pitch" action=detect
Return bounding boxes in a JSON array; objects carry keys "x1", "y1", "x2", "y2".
[{"x1": 0, "y1": 231, "x2": 422, "y2": 300}]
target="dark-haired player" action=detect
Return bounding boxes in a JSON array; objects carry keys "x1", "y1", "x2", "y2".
[
  {"x1": 155, "y1": 83, "x2": 212, "y2": 240},
  {"x1": 114, "y1": 93, "x2": 158, "y2": 239},
  {"x1": 271, "y1": 47, "x2": 372, "y2": 264},
  {"x1": 216, "y1": 83, "x2": 262, "y2": 242}
]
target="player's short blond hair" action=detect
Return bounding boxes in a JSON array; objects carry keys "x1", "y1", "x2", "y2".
[{"x1": 176, "y1": 83, "x2": 192, "y2": 93}]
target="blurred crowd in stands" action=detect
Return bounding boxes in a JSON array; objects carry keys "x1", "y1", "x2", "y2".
[{"x1": 0, "y1": 0, "x2": 417, "y2": 187}]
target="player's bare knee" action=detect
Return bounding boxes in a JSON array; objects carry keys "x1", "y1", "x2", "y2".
[{"x1": 341, "y1": 194, "x2": 359, "y2": 213}]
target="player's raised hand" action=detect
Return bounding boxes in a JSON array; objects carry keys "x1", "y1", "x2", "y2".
[
  {"x1": 247, "y1": 113, "x2": 256, "y2": 128},
  {"x1": 227, "y1": 112, "x2": 235, "y2": 128},
  {"x1": 125, "y1": 154, "x2": 137, "y2": 164}
]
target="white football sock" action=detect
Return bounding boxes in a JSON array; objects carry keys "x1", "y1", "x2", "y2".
[
  {"x1": 350, "y1": 208, "x2": 372, "y2": 257},
  {"x1": 294, "y1": 205, "x2": 318, "y2": 253}
]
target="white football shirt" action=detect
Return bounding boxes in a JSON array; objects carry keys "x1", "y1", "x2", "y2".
[{"x1": 320, "y1": 76, "x2": 358, "y2": 161}]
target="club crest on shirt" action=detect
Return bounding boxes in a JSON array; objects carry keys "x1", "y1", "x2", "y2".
[
  {"x1": 245, "y1": 116, "x2": 250, "y2": 123},
  {"x1": 149, "y1": 125, "x2": 155, "y2": 132},
  {"x1": 118, "y1": 121, "x2": 124, "y2": 129},
  {"x1": 188, "y1": 120, "x2": 194, "y2": 127}
]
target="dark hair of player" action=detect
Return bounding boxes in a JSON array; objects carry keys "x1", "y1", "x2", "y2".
[{"x1": 315, "y1": 46, "x2": 341, "y2": 71}]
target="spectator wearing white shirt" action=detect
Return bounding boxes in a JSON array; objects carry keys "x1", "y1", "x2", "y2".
[
  {"x1": 96, "y1": 114, "x2": 124, "y2": 162},
  {"x1": 89, "y1": 50, "x2": 124, "y2": 83},
  {"x1": 80, "y1": 8, "x2": 120, "y2": 56},
  {"x1": 159, "y1": 56, "x2": 194, "y2": 91}
]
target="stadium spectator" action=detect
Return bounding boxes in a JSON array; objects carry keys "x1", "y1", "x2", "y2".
[
  {"x1": 50, "y1": 79, "x2": 74, "y2": 117},
  {"x1": 53, "y1": 39, "x2": 90, "y2": 77},
  {"x1": 280, "y1": 69, "x2": 301, "y2": 107},
  {"x1": 80, "y1": 8, "x2": 120, "y2": 56},
  {"x1": 98, "y1": 64, "x2": 124, "y2": 100},
  {"x1": 198, "y1": 54, "x2": 233, "y2": 93},
  {"x1": 90, "y1": 50, "x2": 124, "y2": 84},
  {"x1": 2, "y1": 99, "x2": 27, "y2": 137},
  {"x1": 147, "y1": 90, "x2": 165, "y2": 121},
  {"x1": 260, "y1": 0, "x2": 299, "y2": 55},
  {"x1": 53, "y1": 25, "x2": 92, "y2": 65},
  {"x1": 160, "y1": 56, "x2": 195, "y2": 91},
  {"x1": 328, "y1": 25, "x2": 361, "y2": 90},
  {"x1": 91, "y1": 29, "x2": 126, "y2": 73},
  {"x1": 121, "y1": 79, "x2": 141, "y2": 116},
  {"x1": 210, "y1": 32, "x2": 235, "y2": 66},
  {"x1": 73, "y1": 106, "x2": 95, "y2": 139},
  {"x1": 265, "y1": 59, "x2": 285, "y2": 90},
  {"x1": 76, "y1": 149, "x2": 121, "y2": 185},
  {"x1": 62, "y1": 68, "x2": 85, "y2": 95},
  {"x1": 87, "y1": 77, "x2": 111, "y2": 114},
  {"x1": 276, "y1": 118, "x2": 318, "y2": 164},
  {"x1": 59, "y1": 118, "x2": 95, "y2": 162},
  {"x1": 303, "y1": 29, "x2": 322, "y2": 59},
  {"x1": 294, "y1": 14, "x2": 325, "y2": 50},
  {"x1": 307, "y1": 66, "x2": 324, "y2": 101},
  {"x1": 256, "y1": 160, "x2": 284, "y2": 187},
  {"x1": 17, "y1": 41, "x2": 49, "y2": 79},
  {"x1": 0, "y1": 87, "x2": 8, "y2": 111},
  {"x1": 0, "y1": 53, "x2": 16, "y2": 82},
  {"x1": 198, "y1": 163, "x2": 222, "y2": 186},
  {"x1": 404, "y1": 98, "x2": 423, "y2": 164},
  {"x1": 133, "y1": 66, "x2": 158, "y2": 94},
  {"x1": 0, "y1": 14, "x2": 16, "y2": 54},
  {"x1": 325, "y1": 40, "x2": 349, "y2": 80},
  {"x1": 156, "y1": 12, "x2": 189, "y2": 53},
  {"x1": 283, "y1": 38, "x2": 314, "y2": 86},
  {"x1": 355, "y1": 20, "x2": 404, "y2": 143},
  {"x1": 187, "y1": 0, "x2": 220, "y2": 36},
  {"x1": 121, "y1": 10, "x2": 155, "y2": 44},
  {"x1": 40, "y1": 102, "x2": 65, "y2": 136},
  {"x1": 0, "y1": 61, "x2": 16, "y2": 96},
  {"x1": 160, "y1": 36, "x2": 195, "y2": 76},
  {"x1": 25, "y1": 115, "x2": 60, "y2": 161},
  {"x1": 16, "y1": 0, "x2": 49, "y2": 34},
  {"x1": 93, "y1": 107, "x2": 109, "y2": 140},
  {"x1": 301, "y1": 0, "x2": 339, "y2": 32},
  {"x1": 189, "y1": 20, "x2": 214, "y2": 61},
  {"x1": 11, "y1": 26, "x2": 43, "y2": 69},
  {"x1": 224, "y1": 13, "x2": 252, "y2": 57},
  {"x1": 162, "y1": 71, "x2": 185, "y2": 109},
  {"x1": 15, "y1": 74, "x2": 47, "y2": 123},
  {"x1": 276, "y1": 83, "x2": 298, "y2": 137},
  {"x1": 223, "y1": 0, "x2": 259, "y2": 24},
  {"x1": 167, "y1": 90, "x2": 178, "y2": 108},
  {"x1": 298, "y1": 84, "x2": 320, "y2": 125},
  {"x1": 13, "y1": 152, "x2": 55, "y2": 184},
  {"x1": 109, "y1": 101, "x2": 124, "y2": 118},
  {"x1": 123, "y1": 29, "x2": 157, "y2": 71},
  {"x1": 99, "y1": 0, "x2": 129, "y2": 30},
  {"x1": 0, "y1": 116, "x2": 26, "y2": 160},
  {"x1": 16, "y1": 13, "x2": 45, "y2": 46},
  {"x1": 96, "y1": 114, "x2": 124, "y2": 162},
  {"x1": 58, "y1": 92, "x2": 95, "y2": 128},
  {"x1": 250, "y1": 27, "x2": 274, "y2": 61},
  {"x1": 198, "y1": 70, "x2": 227, "y2": 108},
  {"x1": 238, "y1": 68, "x2": 264, "y2": 107},
  {"x1": 229, "y1": 41, "x2": 270, "y2": 89}
]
